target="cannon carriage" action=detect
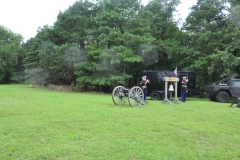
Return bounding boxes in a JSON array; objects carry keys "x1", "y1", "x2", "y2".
[{"x1": 112, "y1": 86, "x2": 148, "y2": 107}]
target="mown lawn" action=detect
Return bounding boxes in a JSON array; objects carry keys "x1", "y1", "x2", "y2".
[{"x1": 0, "y1": 84, "x2": 240, "y2": 160}]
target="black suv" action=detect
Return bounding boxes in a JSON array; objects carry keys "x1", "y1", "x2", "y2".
[{"x1": 206, "y1": 78, "x2": 240, "y2": 102}]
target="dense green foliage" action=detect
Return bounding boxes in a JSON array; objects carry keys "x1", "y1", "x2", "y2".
[
  {"x1": 0, "y1": 25, "x2": 23, "y2": 83},
  {"x1": 182, "y1": 0, "x2": 240, "y2": 88},
  {"x1": 1, "y1": 85, "x2": 240, "y2": 159},
  {"x1": 0, "y1": 0, "x2": 240, "y2": 92}
]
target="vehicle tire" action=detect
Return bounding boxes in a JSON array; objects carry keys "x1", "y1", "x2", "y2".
[
  {"x1": 216, "y1": 92, "x2": 229, "y2": 103},
  {"x1": 209, "y1": 95, "x2": 216, "y2": 101},
  {"x1": 150, "y1": 92, "x2": 160, "y2": 100}
]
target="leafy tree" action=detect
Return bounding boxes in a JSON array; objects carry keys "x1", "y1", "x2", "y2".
[
  {"x1": 208, "y1": 48, "x2": 240, "y2": 78},
  {"x1": 51, "y1": 0, "x2": 97, "y2": 47},
  {"x1": 23, "y1": 26, "x2": 51, "y2": 85},
  {"x1": 0, "y1": 25, "x2": 23, "y2": 83},
  {"x1": 80, "y1": 0, "x2": 155, "y2": 88},
  {"x1": 209, "y1": 4, "x2": 240, "y2": 78},
  {"x1": 22, "y1": 38, "x2": 41, "y2": 69},
  {"x1": 46, "y1": 0, "x2": 99, "y2": 87},
  {"x1": 142, "y1": 0, "x2": 182, "y2": 71},
  {"x1": 23, "y1": 27, "x2": 78, "y2": 85},
  {"x1": 21, "y1": 0, "x2": 239, "y2": 93},
  {"x1": 23, "y1": 26, "x2": 52, "y2": 69},
  {"x1": 229, "y1": 5, "x2": 240, "y2": 28},
  {"x1": 182, "y1": 0, "x2": 231, "y2": 88},
  {"x1": 22, "y1": 0, "x2": 185, "y2": 89}
]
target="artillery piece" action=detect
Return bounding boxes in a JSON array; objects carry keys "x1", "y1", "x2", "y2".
[{"x1": 112, "y1": 86, "x2": 147, "y2": 107}]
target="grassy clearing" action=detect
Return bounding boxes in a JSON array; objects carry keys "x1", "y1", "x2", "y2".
[{"x1": 0, "y1": 84, "x2": 240, "y2": 160}]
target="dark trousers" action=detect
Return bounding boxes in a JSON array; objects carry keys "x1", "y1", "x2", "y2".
[
  {"x1": 182, "y1": 91, "x2": 187, "y2": 102},
  {"x1": 144, "y1": 93, "x2": 147, "y2": 101}
]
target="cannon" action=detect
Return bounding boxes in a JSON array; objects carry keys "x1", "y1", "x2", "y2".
[{"x1": 112, "y1": 86, "x2": 147, "y2": 107}]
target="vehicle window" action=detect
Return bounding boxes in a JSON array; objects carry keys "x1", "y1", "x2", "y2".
[{"x1": 234, "y1": 82, "x2": 240, "y2": 87}]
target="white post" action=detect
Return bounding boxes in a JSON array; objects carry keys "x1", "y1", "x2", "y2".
[
  {"x1": 162, "y1": 77, "x2": 171, "y2": 104},
  {"x1": 171, "y1": 80, "x2": 181, "y2": 104}
]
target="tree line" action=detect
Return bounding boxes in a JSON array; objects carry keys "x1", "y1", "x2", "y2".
[{"x1": 0, "y1": 0, "x2": 239, "y2": 92}]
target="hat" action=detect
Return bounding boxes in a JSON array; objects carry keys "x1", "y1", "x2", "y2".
[
  {"x1": 182, "y1": 77, "x2": 186, "y2": 79},
  {"x1": 142, "y1": 76, "x2": 146, "y2": 79}
]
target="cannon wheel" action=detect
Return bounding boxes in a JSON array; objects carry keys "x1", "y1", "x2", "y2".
[
  {"x1": 112, "y1": 86, "x2": 127, "y2": 105},
  {"x1": 128, "y1": 86, "x2": 144, "y2": 107}
]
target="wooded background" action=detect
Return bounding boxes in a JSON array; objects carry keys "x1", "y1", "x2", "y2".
[{"x1": 1, "y1": 0, "x2": 239, "y2": 93}]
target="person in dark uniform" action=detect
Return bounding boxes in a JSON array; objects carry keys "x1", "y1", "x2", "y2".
[
  {"x1": 140, "y1": 76, "x2": 150, "y2": 101},
  {"x1": 181, "y1": 77, "x2": 188, "y2": 102}
]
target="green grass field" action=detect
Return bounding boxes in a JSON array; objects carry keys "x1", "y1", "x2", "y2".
[{"x1": 1, "y1": 84, "x2": 240, "y2": 160}]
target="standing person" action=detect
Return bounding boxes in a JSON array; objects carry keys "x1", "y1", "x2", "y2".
[
  {"x1": 181, "y1": 77, "x2": 188, "y2": 102},
  {"x1": 140, "y1": 76, "x2": 150, "y2": 101}
]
